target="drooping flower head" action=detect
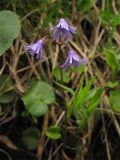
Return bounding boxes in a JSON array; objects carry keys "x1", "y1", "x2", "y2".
[
  {"x1": 61, "y1": 50, "x2": 88, "y2": 70},
  {"x1": 51, "y1": 18, "x2": 76, "y2": 41},
  {"x1": 25, "y1": 39, "x2": 45, "y2": 60}
]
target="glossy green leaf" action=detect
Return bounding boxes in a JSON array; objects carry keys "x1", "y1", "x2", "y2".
[
  {"x1": 0, "y1": 10, "x2": 21, "y2": 55},
  {"x1": 46, "y1": 125, "x2": 61, "y2": 140},
  {"x1": 109, "y1": 90, "x2": 120, "y2": 112},
  {"x1": 76, "y1": 109, "x2": 88, "y2": 131},
  {"x1": 104, "y1": 48, "x2": 119, "y2": 71},
  {"x1": 74, "y1": 88, "x2": 102, "y2": 131},
  {"x1": 73, "y1": 79, "x2": 94, "y2": 113},
  {"x1": 22, "y1": 127, "x2": 39, "y2": 150},
  {"x1": 107, "y1": 81, "x2": 119, "y2": 88},
  {"x1": 86, "y1": 89, "x2": 103, "y2": 115}
]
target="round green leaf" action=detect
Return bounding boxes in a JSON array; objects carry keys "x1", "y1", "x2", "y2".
[
  {"x1": 0, "y1": 92, "x2": 15, "y2": 104},
  {"x1": 22, "y1": 127, "x2": 40, "y2": 150},
  {"x1": 22, "y1": 127, "x2": 40, "y2": 137},
  {"x1": 46, "y1": 125, "x2": 61, "y2": 140},
  {"x1": 22, "y1": 81, "x2": 55, "y2": 117},
  {"x1": 27, "y1": 101, "x2": 48, "y2": 117},
  {"x1": 0, "y1": 10, "x2": 21, "y2": 55},
  {"x1": 22, "y1": 136, "x2": 38, "y2": 150},
  {"x1": 22, "y1": 81, "x2": 55, "y2": 105}
]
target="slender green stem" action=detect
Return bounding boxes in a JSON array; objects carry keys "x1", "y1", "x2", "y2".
[
  {"x1": 60, "y1": 67, "x2": 63, "y2": 83},
  {"x1": 58, "y1": 44, "x2": 67, "y2": 147}
]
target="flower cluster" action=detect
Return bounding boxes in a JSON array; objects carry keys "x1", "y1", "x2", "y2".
[
  {"x1": 61, "y1": 50, "x2": 88, "y2": 70},
  {"x1": 25, "y1": 18, "x2": 88, "y2": 70},
  {"x1": 50, "y1": 18, "x2": 76, "y2": 41},
  {"x1": 25, "y1": 39, "x2": 44, "y2": 59}
]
